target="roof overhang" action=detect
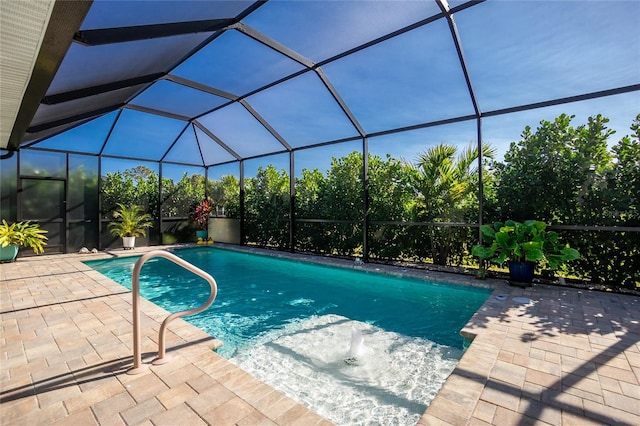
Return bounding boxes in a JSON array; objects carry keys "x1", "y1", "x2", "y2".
[{"x1": 1, "y1": 0, "x2": 92, "y2": 150}]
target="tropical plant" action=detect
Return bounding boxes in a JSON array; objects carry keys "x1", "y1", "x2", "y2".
[
  {"x1": 101, "y1": 166, "x2": 159, "y2": 220},
  {"x1": 220, "y1": 175, "x2": 240, "y2": 218},
  {"x1": 190, "y1": 199, "x2": 213, "y2": 230},
  {"x1": 472, "y1": 219, "x2": 580, "y2": 271},
  {"x1": 411, "y1": 142, "x2": 495, "y2": 265},
  {"x1": 208, "y1": 181, "x2": 226, "y2": 215},
  {"x1": 0, "y1": 220, "x2": 48, "y2": 254},
  {"x1": 368, "y1": 154, "x2": 417, "y2": 260},
  {"x1": 320, "y1": 152, "x2": 364, "y2": 256},
  {"x1": 493, "y1": 114, "x2": 613, "y2": 224},
  {"x1": 295, "y1": 167, "x2": 329, "y2": 253},
  {"x1": 562, "y1": 115, "x2": 640, "y2": 289},
  {"x1": 161, "y1": 172, "x2": 207, "y2": 217},
  {"x1": 491, "y1": 114, "x2": 638, "y2": 289},
  {"x1": 244, "y1": 165, "x2": 290, "y2": 248},
  {"x1": 107, "y1": 203, "x2": 153, "y2": 238},
  {"x1": 90, "y1": 115, "x2": 637, "y2": 290}
]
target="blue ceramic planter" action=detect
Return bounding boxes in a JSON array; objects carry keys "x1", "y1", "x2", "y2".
[{"x1": 508, "y1": 261, "x2": 535, "y2": 287}]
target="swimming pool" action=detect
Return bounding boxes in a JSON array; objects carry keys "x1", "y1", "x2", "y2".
[{"x1": 85, "y1": 247, "x2": 490, "y2": 425}]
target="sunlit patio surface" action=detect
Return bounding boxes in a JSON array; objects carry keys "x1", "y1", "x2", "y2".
[{"x1": 1, "y1": 246, "x2": 638, "y2": 426}]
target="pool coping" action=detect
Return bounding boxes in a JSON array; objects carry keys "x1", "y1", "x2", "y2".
[{"x1": 2, "y1": 244, "x2": 639, "y2": 425}]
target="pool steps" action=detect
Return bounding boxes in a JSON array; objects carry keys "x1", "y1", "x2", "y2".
[{"x1": 128, "y1": 250, "x2": 219, "y2": 374}]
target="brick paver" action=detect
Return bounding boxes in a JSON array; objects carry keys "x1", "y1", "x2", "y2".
[
  {"x1": 0, "y1": 247, "x2": 331, "y2": 425},
  {"x1": 2, "y1": 245, "x2": 639, "y2": 425},
  {"x1": 421, "y1": 279, "x2": 640, "y2": 425}
]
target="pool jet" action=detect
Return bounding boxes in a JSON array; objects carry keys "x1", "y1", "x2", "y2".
[{"x1": 344, "y1": 326, "x2": 365, "y2": 365}]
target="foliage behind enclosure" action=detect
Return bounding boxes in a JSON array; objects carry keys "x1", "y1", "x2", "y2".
[{"x1": 98, "y1": 114, "x2": 640, "y2": 290}]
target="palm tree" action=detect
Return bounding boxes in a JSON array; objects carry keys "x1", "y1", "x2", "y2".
[{"x1": 412, "y1": 142, "x2": 495, "y2": 265}]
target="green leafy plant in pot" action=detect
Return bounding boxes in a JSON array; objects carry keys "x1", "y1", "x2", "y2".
[
  {"x1": 0, "y1": 220, "x2": 48, "y2": 262},
  {"x1": 472, "y1": 219, "x2": 580, "y2": 286},
  {"x1": 107, "y1": 203, "x2": 153, "y2": 250}
]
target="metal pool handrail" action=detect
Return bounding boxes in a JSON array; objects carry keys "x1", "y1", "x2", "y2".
[{"x1": 128, "y1": 250, "x2": 218, "y2": 375}]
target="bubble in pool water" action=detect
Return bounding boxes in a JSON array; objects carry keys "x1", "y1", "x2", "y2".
[{"x1": 289, "y1": 298, "x2": 314, "y2": 306}]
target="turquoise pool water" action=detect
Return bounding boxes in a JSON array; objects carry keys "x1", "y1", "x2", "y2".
[{"x1": 85, "y1": 247, "x2": 490, "y2": 425}]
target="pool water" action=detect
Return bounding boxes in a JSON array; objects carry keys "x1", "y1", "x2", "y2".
[{"x1": 85, "y1": 247, "x2": 490, "y2": 425}]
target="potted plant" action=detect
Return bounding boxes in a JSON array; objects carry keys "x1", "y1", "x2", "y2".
[
  {"x1": 472, "y1": 219, "x2": 580, "y2": 286},
  {"x1": 191, "y1": 199, "x2": 213, "y2": 242},
  {"x1": 107, "y1": 203, "x2": 153, "y2": 250},
  {"x1": 0, "y1": 220, "x2": 48, "y2": 262}
]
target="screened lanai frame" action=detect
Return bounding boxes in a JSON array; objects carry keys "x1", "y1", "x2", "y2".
[{"x1": 1, "y1": 1, "x2": 639, "y2": 273}]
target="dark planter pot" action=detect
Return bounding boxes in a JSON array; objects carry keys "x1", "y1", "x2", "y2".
[
  {"x1": 508, "y1": 261, "x2": 535, "y2": 287},
  {"x1": 196, "y1": 230, "x2": 208, "y2": 240},
  {"x1": 0, "y1": 244, "x2": 19, "y2": 262}
]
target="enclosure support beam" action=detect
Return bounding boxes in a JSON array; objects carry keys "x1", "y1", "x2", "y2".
[
  {"x1": 193, "y1": 121, "x2": 241, "y2": 161},
  {"x1": 42, "y1": 72, "x2": 165, "y2": 105},
  {"x1": 289, "y1": 151, "x2": 296, "y2": 253},
  {"x1": 239, "y1": 160, "x2": 246, "y2": 245},
  {"x1": 477, "y1": 117, "x2": 484, "y2": 242},
  {"x1": 27, "y1": 104, "x2": 124, "y2": 134},
  {"x1": 160, "y1": 124, "x2": 189, "y2": 165},
  {"x1": 362, "y1": 137, "x2": 370, "y2": 262},
  {"x1": 97, "y1": 154, "x2": 103, "y2": 251},
  {"x1": 158, "y1": 162, "x2": 164, "y2": 245},
  {"x1": 74, "y1": 19, "x2": 236, "y2": 46},
  {"x1": 439, "y1": 0, "x2": 484, "y2": 247},
  {"x1": 64, "y1": 154, "x2": 70, "y2": 254}
]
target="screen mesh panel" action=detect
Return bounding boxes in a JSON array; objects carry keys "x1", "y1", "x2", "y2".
[
  {"x1": 243, "y1": 0, "x2": 442, "y2": 62},
  {"x1": 198, "y1": 103, "x2": 287, "y2": 158},
  {"x1": 33, "y1": 111, "x2": 119, "y2": 154},
  {"x1": 14, "y1": 0, "x2": 640, "y2": 168},
  {"x1": 456, "y1": 1, "x2": 640, "y2": 111},
  {"x1": 246, "y1": 72, "x2": 359, "y2": 148},
  {"x1": 131, "y1": 80, "x2": 228, "y2": 118},
  {"x1": 80, "y1": 0, "x2": 251, "y2": 29},
  {"x1": 171, "y1": 29, "x2": 304, "y2": 96},
  {"x1": 322, "y1": 19, "x2": 474, "y2": 133},
  {"x1": 47, "y1": 33, "x2": 213, "y2": 95},
  {"x1": 102, "y1": 109, "x2": 187, "y2": 160}
]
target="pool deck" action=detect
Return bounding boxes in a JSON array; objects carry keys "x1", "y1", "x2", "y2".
[{"x1": 1, "y1": 244, "x2": 638, "y2": 425}]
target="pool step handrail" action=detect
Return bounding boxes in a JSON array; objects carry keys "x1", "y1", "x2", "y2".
[{"x1": 128, "y1": 250, "x2": 218, "y2": 375}]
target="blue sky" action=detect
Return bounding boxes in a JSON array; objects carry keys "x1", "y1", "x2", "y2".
[{"x1": 34, "y1": 0, "x2": 640, "y2": 181}]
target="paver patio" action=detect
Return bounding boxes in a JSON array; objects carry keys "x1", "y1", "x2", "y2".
[
  {"x1": 420, "y1": 279, "x2": 640, "y2": 425},
  {"x1": 1, "y1": 245, "x2": 638, "y2": 425}
]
